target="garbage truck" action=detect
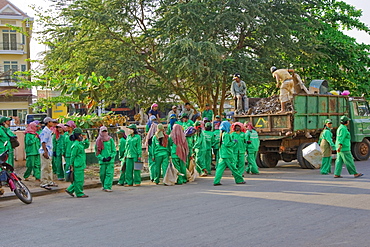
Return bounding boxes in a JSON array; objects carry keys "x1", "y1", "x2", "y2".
[{"x1": 234, "y1": 94, "x2": 370, "y2": 168}]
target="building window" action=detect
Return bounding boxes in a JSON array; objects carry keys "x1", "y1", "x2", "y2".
[
  {"x1": 21, "y1": 65, "x2": 26, "y2": 71},
  {"x1": 0, "y1": 109, "x2": 28, "y2": 124},
  {"x1": 2, "y1": 30, "x2": 17, "y2": 50}
]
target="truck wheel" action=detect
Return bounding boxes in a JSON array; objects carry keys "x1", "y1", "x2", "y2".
[
  {"x1": 261, "y1": 153, "x2": 280, "y2": 168},
  {"x1": 256, "y1": 152, "x2": 266, "y2": 168},
  {"x1": 297, "y1": 143, "x2": 315, "y2": 169},
  {"x1": 351, "y1": 139, "x2": 370, "y2": 161}
]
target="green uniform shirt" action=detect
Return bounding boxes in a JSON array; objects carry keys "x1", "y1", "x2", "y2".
[
  {"x1": 213, "y1": 129, "x2": 221, "y2": 149},
  {"x1": 231, "y1": 131, "x2": 247, "y2": 154},
  {"x1": 151, "y1": 135, "x2": 169, "y2": 157},
  {"x1": 168, "y1": 137, "x2": 180, "y2": 159},
  {"x1": 335, "y1": 124, "x2": 351, "y2": 151},
  {"x1": 24, "y1": 133, "x2": 40, "y2": 156},
  {"x1": 219, "y1": 132, "x2": 237, "y2": 158},
  {"x1": 178, "y1": 120, "x2": 195, "y2": 130},
  {"x1": 64, "y1": 132, "x2": 74, "y2": 158},
  {"x1": 319, "y1": 127, "x2": 335, "y2": 156},
  {"x1": 203, "y1": 130, "x2": 214, "y2": 151},
  {"x1": 53, "y1": 134, "x2": 65, "y2": 156},
  {"x1": 124, "y1": 134, "x2": 142, "y2": 158},
  {"x1": 95, "y1": 138, "x2": 116, "y2": 164},
  {"x1": 71, "y1": 140, "x2": 88, "y2": 169},
  {"x1": 246, "y1": 129, "x2": 260, "y2": 152},
  {"x1": 193, "y1": 132, "x2": 206, "y2": 151},
  {"x1": 0, "y1": 126, "x2": 13, "y2": 153},
  {"x1": 202, "y1": 109, "x2": 214, "y2": 121},
  {"x1": 118, "y1": 137, "x2": 126, "y2": 161}
]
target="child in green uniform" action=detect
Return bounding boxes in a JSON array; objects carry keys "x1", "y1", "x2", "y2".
[
  {"x1": 117, "y1": 130, "x2": 127, "y2": 185},
  {"x1": 318, "y1": 119, "x2": 336, "y2": 175},
  {"x1": 203, "y1": 122, "x2": 215, "y2": 175},
  {"x1": 23, "y1": 122, "x2": 41, "y2": 180},
  {"x1": 245, "y1": 122, "x2": 260, "y2": 175},
  {"x1": 52, "y1": 124, "x2": 66, "y2": 180},
  {"x1": 230, "y1": 122, "x2": 247, "y2": 177},
  {"x1": 213, "y1": 121, "x2": 245, "y2": 185},
  {"x1": 124, "y1": 124, "x2": 142, "y2": 186},
  {"x1": 65, "y1": 128, "x2": 90, "y2": 198},
  {"x1": 95, "y1": 126, "x2": 116, "y2": 192},
  {"x1": 168, "y1": 124, "x2": 189, "y2": 185},
  {"x1": 151, "y1": 124, "x2": 170, "y2": 184}
]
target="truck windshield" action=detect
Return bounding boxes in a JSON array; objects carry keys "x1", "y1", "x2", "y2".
[{"x1": 354, "y1": 102, "x2": 370, "y2": 117}]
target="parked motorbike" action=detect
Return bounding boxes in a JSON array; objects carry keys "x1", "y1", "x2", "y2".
[{"x1": 0, "y1": 142, "x2": 32, "y2": 204}]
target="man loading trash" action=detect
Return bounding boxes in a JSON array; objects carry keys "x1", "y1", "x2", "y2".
[
  {"x1": 231, "y1": 73, "x2": 248, "y2": 115},
  {"x1": 270, "y1": 66, "x2": 294, "y2": 113}
]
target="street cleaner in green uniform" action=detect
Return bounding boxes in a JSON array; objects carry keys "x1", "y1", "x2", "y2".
[
  {"x1": 168, "y1": 124, "x2": 189, "y2": 185},
  {"x1": 52, "y1": 124, "x2": 66, "y2": 180},
  {"x1": 145, "y1": 122, "x2": 158, "y2": 182},
  {"x1": 334, "y1": 116, "x2": 363, "y2": 178},
  {"x1": 213, "y1": 121, "x2": 246, "y2": 186},
  {"x1": 245, "y1": 122, "x2": 260, "y2": 174},
  {"x1": 318, "y1": 119, "x2": 336, "y2": 175},
  {"x1": 230, "y1": 122, "x2": 247, "y2": 177},
  {"x1": 151, "y1": 124, "x2": 170, "y2": 184},
  {"x1": 95, "y1": 126, "x2": 116, "y2": 192},
  {"x1": 117, "y1": 130, "x2": 127, "y2": 186},
  {"x1": 184, "y1": 126, "x2": 196, "y2": 169},
  {"x1": 193, "y1": 121, "x2": 208, "y2": 176},
  {"x1": 212, "y1": 117, "x2": 221, "y2": 169},
  {"x1": 0, "y1": 116, "x2": 16, "y2": 167},
  {"x1": 124, "y1": 124, "x2": 142, "y2": 186},
  {"x1": 65, "y1": 128, "x2": 90, "y2": 198},
  {"x1": 64, "y1": 120, "x2": 77, "y2": 180},
  {"x1": 23, "y1": 122, "x2": 41, "y2": 181},
  {"x1": 203, "y1": 122, "x2": 215, "y2": 175}
]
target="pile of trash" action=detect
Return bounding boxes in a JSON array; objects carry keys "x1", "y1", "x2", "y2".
[{"x1": 248, "y1": 95, "x2": 293, "y2": 115}]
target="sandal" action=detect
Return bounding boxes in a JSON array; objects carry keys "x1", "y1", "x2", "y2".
[
  {"x1": 77, "y1": 194, "x2": 89, "y2": 198},
  {"x1": 354, "y1": 173, "x2": 364, "y2": 178},
  {"x1": 334, "y1": 175, "x2": 343, "y2": 178},
  {"x1": 65, "y1": 189, "x2": 74, "y2": 197}
]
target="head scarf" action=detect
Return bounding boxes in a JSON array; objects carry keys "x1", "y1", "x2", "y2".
[
  {"x1": 66, "y1": 120, "x2": 77, "y2": 129},
  {"x1": 96, "y1": 126, "x2": 112, "y2": 155},
  {"x1": 213, "y1": 121, "x2": 221, "y2": 130},
  {"x1": 146, "y1": 115, "x2": 157, "y2": 128},
  {"x1": 219, "y1": 121, "x2": 231, "y2": 133},
  {"x1": 31, "y1": 120, "x2": 40, "y2": 125},
  {"x1": 151, "y1": 103, "x2": 158, "y2": 109},
  {"x1": 245, "y1": 122, "x2": 255, "y2": 131},
  {"x1": 54, "y1": 123, "x2": 67, "y2": 140},
  {"x1": 24, "y1": 122, "x2": 39, "y2": 138},
  {"x1": 155, "y1": 124, "x2": 168, "y2": 147},
  {"x1": 145, "y1": 122, "x2": 158, "y2": 151},
  {"x1": 170, "y1": 124, "x2": 189, "y2": 163},
  {"x1": 231, "y1": 122, "x2": 246, "y2": 133}
]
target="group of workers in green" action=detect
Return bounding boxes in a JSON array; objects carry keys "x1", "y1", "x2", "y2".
[{"x1": 318, "y1": 116, "x2": 363, "y2": 178}]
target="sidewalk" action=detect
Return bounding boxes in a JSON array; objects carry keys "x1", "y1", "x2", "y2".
[{"x1": 0, "y1": 172, "x2": 150, "y2": 202}]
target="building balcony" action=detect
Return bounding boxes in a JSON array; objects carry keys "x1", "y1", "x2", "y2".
[{"x1": 0, "y1": 42, "x2": 26, "y2": 55}]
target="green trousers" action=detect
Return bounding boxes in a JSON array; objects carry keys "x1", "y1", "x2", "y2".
[
  {"x1": 212, "y1": 148, "x2": 219, "y2": 169},
  {"x1": 64, "y1": 156, "x2": 71, "y2": 180},
  {"x1": 52, "y1": 156, "x2": 57, "y2": 174},
  {"x1": 214, "y1": 157, "x2": 244, "y2": 184},
  {"x1": 24, "y1": 154, "x2": 40, "y2": 179},
  {"x1": 195, "y1": 149, "x2": 206, "y2": 174},
  {"x1": 148, "y1": 153, "x2": 155, "y2": 181},
  {"x1": 125, "y1": 158, "x2": 141, "y2": 185},
  {"x1": 118, "y1": 160, "x2": 126, "y2": 185},
  {"x1": 334, "y1": 151, "x2": 358, "y2": 176},
  {"x1": 321, "y1": 156, "x2": 332, "y2": 174},
  {"x1": 100, "y1": 162, "x2": 115, "y2": 190},
  {"x1": 204, "y1": 149, "x2": 212, "y2": 175},
  {"x1": 8, "y1": 150, "x2": 14, "y2": 167},
  {"x1": 246, "y1": 151, "x2": 259, "y2": 174},
  {"x1": 234, "y1": 153, "x2": 246, "y2": 176},
  {"x1": 172, "y1": 158, "x2": 187, "y2": 184},
  {"x1": 67, "y1": 167, "x2": 85, "y2": 197},
  {"x1": 53, "y1": 155, "x2": 64, "y2": 179},
  {"x1": 153, "y1": 155, "x2": 168, "y2": 184}
]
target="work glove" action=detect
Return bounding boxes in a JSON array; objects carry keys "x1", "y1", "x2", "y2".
[
  {"x1": 102, "y1": 157, "x2": 108, "y2": 162},
  {"x1": 53, "y1": 151, "x2": 57, "y2": 157},
  {"x1": 247, "y1": 141, "x2": 252, "y2": 144},
  {"x1": 106, "y1": 156, "x2": 112, "y2": 162}
]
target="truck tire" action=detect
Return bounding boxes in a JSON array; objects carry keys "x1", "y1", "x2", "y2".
[
  {"x1": 261, "y1": 153, "x2": 280, "y2": 168},
  {"x1": 351, "y1": 139, "x2": 370, "y2": 161},
  {"x1": 256, "y1": 152, "x2": 266, "y2": 168},
  {"x1": 297, "y1": 143, "x2": 315, "y2": 169}
]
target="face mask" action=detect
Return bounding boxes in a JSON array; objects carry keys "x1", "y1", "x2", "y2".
[
  {"x1": 128, "y1": 129, "x2": 134, "y2": 135},
  {"x1": 78, "y1": 135, "x2": 83, "y2": 141}
]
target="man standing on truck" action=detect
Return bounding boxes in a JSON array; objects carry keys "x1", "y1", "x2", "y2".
[
  {"x1": 231, "y1": 73, "x2": 248, "y2": 115},
  {"x1": 333, "y1": 116, "x2": 363, "y2": 178},
  {"x1": 270, "y1": 66, "x2": 294, "y2": 113}
]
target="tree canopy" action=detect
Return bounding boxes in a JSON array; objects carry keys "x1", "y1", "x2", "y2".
[{"x1": 22, "y1": 0, "x2": 370, "y2": 114}]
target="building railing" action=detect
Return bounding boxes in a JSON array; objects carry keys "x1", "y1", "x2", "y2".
[{"x1": 0, "y1": 42, "x2": 24, "y2": 51}]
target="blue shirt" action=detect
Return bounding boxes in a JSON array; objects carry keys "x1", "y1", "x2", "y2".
[
  {"x1": 39, "y1": 126, "x2": 53, "y2": 156},
  {"x1": 149, "y1": 109, "x2": 158, "y2": 116}
]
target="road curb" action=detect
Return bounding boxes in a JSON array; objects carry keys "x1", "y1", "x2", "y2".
[{"x1": 0, "y1": 174, "x2": 150, "y2": 202}]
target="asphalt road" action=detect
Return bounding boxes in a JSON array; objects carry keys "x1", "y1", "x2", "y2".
[{"x1": 1, "y1": 160, "x2": 370, "y2": 247}]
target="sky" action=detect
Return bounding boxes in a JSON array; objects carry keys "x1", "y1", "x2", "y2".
[{"x1": 9, "y1": 0, "x2": 370, "y2": 61}]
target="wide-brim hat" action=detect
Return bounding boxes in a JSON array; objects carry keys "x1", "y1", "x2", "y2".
[{"x1": 127, "y1": 124, "x2": 137, "y2": 129}]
